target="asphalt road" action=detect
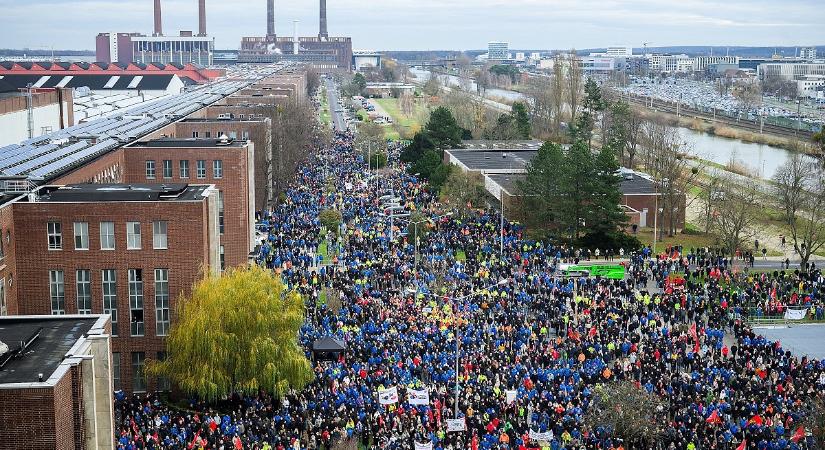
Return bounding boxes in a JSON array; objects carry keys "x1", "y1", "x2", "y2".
[{"x1": 325, "y1": 79, "x2": 347, "y2": 132}]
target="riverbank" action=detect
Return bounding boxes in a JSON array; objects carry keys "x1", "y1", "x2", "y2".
[{"x1": 633, "y1": 104, "x2": 819, "y2": 155}]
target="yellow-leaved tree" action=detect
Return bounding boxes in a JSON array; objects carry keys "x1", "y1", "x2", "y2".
[{"x1": 148, "y1": 265, "x2": 313, "y2": 402}]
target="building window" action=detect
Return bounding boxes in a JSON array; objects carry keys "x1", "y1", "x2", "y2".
[
  {"x1": 163, "y1": 160, "x2": 173, "y2": 178},
  {"x1": 220, "y1": 245, "x2": 225, "y2": 271},
  {"x1": 157, "y1": 351, "x2": 171, "y2": 391},
  {"x1": 47, "y1": 221, "x2": 62, "y2": 250},
  {"x1": 192, "y1": 131, "x2": 199, "y2": 138},
  {"x1": 228, "y1": 131, "x2": 237, "y2": 139},
  {"x1": 204, "y1": 131, "x2": 211, "y2": 138},
  {"x1": 127, "y1": 222, "x2": 141, "y2": 250},
  {"x1": 196, "y1": 160, "x2": 207, "y2": 179},
  {"x1": 100, "y1": 221, "x2": 115, "y2": 250},
  {"x1": 0, "y1": 228, "x2": 4, "y2": 259},
  {"x1": 129, "y1": 269, "x2": 144, "y2": 337},
  {"x1": 102, "y1": 269, "x2": 118, "y2": 336},
  {"x1": 155, "y1": 269, "x2": 169, "y2": 336},
  {"x1": 218, "y1": 191, "x2": 224, "y2": 234},
  {"x1": 0, "y1": 279, "x2": 6, "y2": 316},
  {"x1": 145, "y1": 160, "x2": 156, "y2": 179},
  {"x1": 213, "y1": 160, "x2": 223, "y2": 179},
  {"x1": 242, "y1": 131, "x2": 249, "y2": 140},
  {"x1": 131, "y1": 352, "x2": 146, "y2": 392},
  {"x1": 112, "y1": 352, "x2": 121, "y2": 390},
  {"x1": 73, "y1": 222, "x2": 89, "y2": 250},
  {"x1": 76, "y1": 269, "x2": 92, "y2": 314},
  {"x1": 153, "y1": 221, "x2": 168, "y2": 250},
  {"x1": 179, "y1": 160, "x2": 190, "y2": 178},
  {"x1": 49, "y1": 270, "x2": 65, "y2": 314}
]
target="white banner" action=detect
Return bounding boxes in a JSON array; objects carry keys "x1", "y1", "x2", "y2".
[
  {"x1": 414, "y1": 442, "x2": 433, "y2": 450},
  {"x1": 529, "y1": 430, "x2": 554, "y2": 442},
  {"x1": 784, "y1": 308, "x2": 807, "y2": 320},
  {"x1": 505, "y1": 390, "x2": 517, "y2": 404},
  {"x1": 378, "y1": 387, "x2": 398, "y2": 405},
  {"x1": 446, "y1": 418, "x2": 466, "y2": 432},
  {"x1": 408, "y1": 388, "x2": 430, "y2": 405}
]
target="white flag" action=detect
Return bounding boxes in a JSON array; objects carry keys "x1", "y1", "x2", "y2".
[
  {"x1": 408, "y1": 388, "x2": 430, "y2": 405},
  {"x1": 446, "y1": 418, "x2": 466, "y2": 432},
  {"x1": 415, "y1": 442, "x2": 433, "y2": 450},
  {"x1": 505, "y1": 390, "x2": 517, "y2": 404},
  {"x1": 378, "y1": 386, "x2": 399, "y2": 405},
  {"x1": 529, "y1": 429, "x2": 554, "y2": 442},
  {"x1": 784, "y1": 308, "x2": 807, "y2": 320}
]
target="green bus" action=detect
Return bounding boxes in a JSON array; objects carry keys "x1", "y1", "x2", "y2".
[{"x1": 559, "y1": 264, "x2": 626, "y2": 280}]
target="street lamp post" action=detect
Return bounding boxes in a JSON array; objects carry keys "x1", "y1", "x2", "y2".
[{"x1": 408, "y1": 278, "x2": 509, "y2": 418}]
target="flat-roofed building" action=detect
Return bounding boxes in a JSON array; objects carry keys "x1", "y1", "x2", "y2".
[
  {"x1": 10, "y1": 183, "x2": 219, "y2": 392},
  {"x1": 0, "y1": 314, "x2": 114, "y2": 450}
]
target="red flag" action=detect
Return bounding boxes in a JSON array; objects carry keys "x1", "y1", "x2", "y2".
[
  {"x1": 736, "y1": 440, "x2": 746, "y2": 450},
  {"x1": 749, "y1": 415, "x2": 763, "y2": 426},
  {"x1": 791, "y1": 426, "x2": 805, "y2": 443},
  {"x1": 588, "y1": 326, "x2": 598, "y2": 338},
  {"x1": 705, "y1": 409, "x2": 722, "y2": 425},
  {"x1": 689, "y1": 322, "x2": 700, "y2": 353}
]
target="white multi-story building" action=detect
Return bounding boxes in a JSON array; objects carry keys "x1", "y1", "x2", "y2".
[
  {"x1": 800, "y1": 47, "x2": 818, "y2": 61},
  {"x1": 607, "y1": 46, "x2": 633, "y2": 57},
  {"x1": 488, "y1": 41, "x2": 509, "y2": 60},
  {"x1": 693, "y1": 56, "x2": 740, "y2": 72},
  {"x1": 796, "y1": 76, "x2": 825, "y2": 98},
  {"x1": 758, "y1": 63, "x2": 825, "y2": 80},
  {"x1": 648, "y1": 54, "x2": 691, "y2": 73}
]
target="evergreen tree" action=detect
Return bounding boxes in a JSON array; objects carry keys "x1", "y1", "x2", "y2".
[
  {"x1": 589, "y1": 144, "x2": 628, "y2": 236},
  {"x1": 512, "y1": 102, "x2": 531, "y2": 139},
  {"x1": 401, "y1": 132, "x2": 435, "y2": 163},
  {"x1": 562, "y1": 139, "x2": 595, "y2": 241},
  {"x1": 518, "y1": 142, "x2": 565, "y2": 229},
  {"x1": 424, "y1": 106, "x2": 463, "y2": 150},
  {"x1": 583, "y1": 78, "x2": 606, "y2": 113}
]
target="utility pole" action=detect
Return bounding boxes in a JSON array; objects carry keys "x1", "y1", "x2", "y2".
[
  {"x1": 26, "y1": 83, "x2": 34, "y2": 139},
  {"x1": 500, "y1": 194, "x2": 505, "y2": 258}
]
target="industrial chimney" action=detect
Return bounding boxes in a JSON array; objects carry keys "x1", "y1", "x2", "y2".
[
  {"x1": 266, "y1": 0, "x2": 276, "y2": 40},
  {"x1": 153, "y1": 0, "x2": 163, "y2": 36},
  {"x1": 198, "y1": 0, "x2": 207, "y2": 36},
  {"x1": 319, "y1": 0, "x2": 328, "y2": 40},
  {"x1": 293, "y1": 20, "x2": 299, "y2": 55}
]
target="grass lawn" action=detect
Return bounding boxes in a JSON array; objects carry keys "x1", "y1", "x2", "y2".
[
  {"x1": 635, "y1": 228, "x2": 717, "y2": 251},
  {"x1": 318, "y1": 89, "x2": 331, "y2": 127},
  {"x1": 318, "y1": 241, "x2": 329, "y2": 262},
  {"x1": 373, "y1": 98, "x2": 427, "y2": 133}
]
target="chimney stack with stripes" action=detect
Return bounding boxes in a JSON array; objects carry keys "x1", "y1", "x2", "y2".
[
  {"x1": 198, "y1": 0, "x2": 207, "y2": 36},
  {"x1": 267, "y1": 0, "x2": 276, "y2": 40},
  {"x1": 319, "y1": 0, "x2": 328, "y2": 39},
  {"x1": 153, "y1": 0, "x2": 163, "y2": 36}
]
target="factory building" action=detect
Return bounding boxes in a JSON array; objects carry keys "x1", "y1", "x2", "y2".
[
  {"x1": 0, "y1": 88, "x2": 75, "y2": 147},
  {"x1": 238, "y1": 0, "x2": 353, "y2": 71},
  {"x1": 0, "y1": 64, "x2": 313, "y2": 393},
  {"x1": 95, "y1": 0, "x2": 215, "y2": 65}
]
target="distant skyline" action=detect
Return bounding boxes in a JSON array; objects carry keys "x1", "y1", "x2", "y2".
[{"x1": 0, "y1": 0, "x2": 823, "y2": 51}]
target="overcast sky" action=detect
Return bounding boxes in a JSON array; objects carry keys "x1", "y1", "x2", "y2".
[{"x1": 1, "y1": 0, "x2": 823, "y2": 51}]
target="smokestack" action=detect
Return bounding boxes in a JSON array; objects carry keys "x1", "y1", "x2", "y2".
[
  {"x1": 266, "y1": 0, "x2": 276, "y2": 39},
  {"x1": 153, "y1": 0, "x2": 163, "y2": 36},
  {"x1": 319, "y1": 0, "x2": 328, "y2": 40},
  {"x1": 293, "y1": 20, "x2": 299, "y2": 55},
  {"x1": 198, "y1": 0, "x2": 207, "y2": 36}
]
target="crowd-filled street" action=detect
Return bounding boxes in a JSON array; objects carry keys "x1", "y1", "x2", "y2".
[{"x1": 113, "y1": 128, "x2": 825, "y2": 450}]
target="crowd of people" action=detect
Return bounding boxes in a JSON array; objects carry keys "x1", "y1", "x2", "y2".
[{"x1": 114, "y1": 129, "x2": 825, "y2": 450}]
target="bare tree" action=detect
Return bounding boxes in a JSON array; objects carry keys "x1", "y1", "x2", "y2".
[
  {"x1": 700, "y1": 172, "x2": 724, "y2": 233},
  {"x1": 732, "y1": 80, "x2": 763, "y2": 114},
  {"x1": 565, "y1": 50, "x2": 583, "y2": 123},
  {"x1": 422, "y1": 72, "x2": 442, "y2": 97},
  {"x1": 642, "y1": 122, "x2": 701, "y2": 236},
  {"x1": 624, "y1": 107, "x2": 645, "y2": 168},
  {"x1": 714, "y1": 177, "x2": 760, "y2": 255},
  {"x1": 440, "y1": 170, "x2": 487, "y2": 218},
  {"x1": 773, "y1": 155, "x2": 825, "y2": 267},
  {"x1": 584, "y1": 381, "x2": 666, "y2": 448},
  {"x1": 551, "y1": 54, "x2": 567, "y2": 135},
  {"x1": 524, "y1": 77, "x2": 553, "y2": 137},
  {"x1": 399, "y1": 91, "x2": 415, "y2": 116}
]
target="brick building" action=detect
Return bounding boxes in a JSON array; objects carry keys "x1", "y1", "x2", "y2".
[
  {"x1": 10, "y1": 183, "x2": 220, "y2": 392},
  {"x1": 122, "y1": 138, "x2": 255, "y2": 269},
  {"x1": 173, "y1": 118, "x2": 273, "y2": 211},
  {"x1": 0, "y1": 314, "x2": 114, "y2": 450}
]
